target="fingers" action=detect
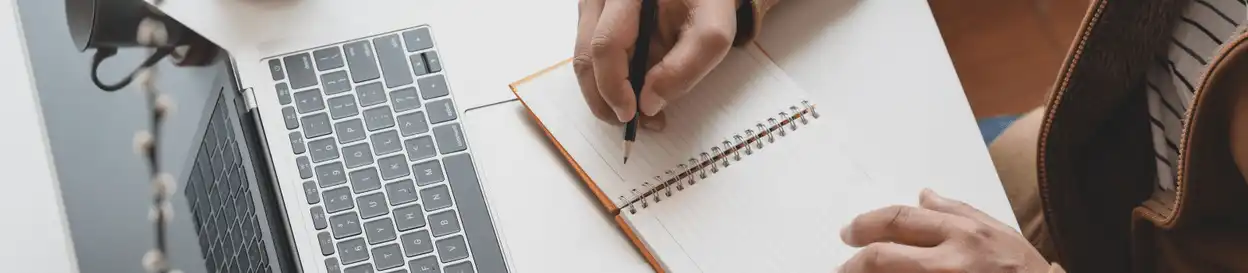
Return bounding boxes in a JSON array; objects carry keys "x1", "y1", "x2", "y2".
[
  {"x1": 639, "y1": 0, "x2": 736, "y2": 116},
  {"x1": 591, "y1": 0, "x2": 642, "y2": 122},
  {"x1": 838, "y1": 243, "x2": 931, "y2": 273},
  {"x1": 841, "y1": 205, "x2": 958, "y2": 248},
  {"x1": 918, "y1": 189, "x2": 1012, "y2": 231},
  {"x1": 574, "y1": 0, "x2": 617, "y2": 123}
]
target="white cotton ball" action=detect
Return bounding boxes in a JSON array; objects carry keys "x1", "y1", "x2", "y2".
[
  {"x1": 142, "y1": 249, "x2": 166, "y2": 273},
  {"x1": 134, "y1": 131, "x2": 154, "y2": 155}
]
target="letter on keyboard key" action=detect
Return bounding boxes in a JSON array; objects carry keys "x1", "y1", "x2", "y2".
[
  {"x1": 436, "y1": 235, "x2": 470, "y2": 263},
  {"x1": 301, "y1": 113, "x2": 334, "y2": 138},
  {"x1": 327, "y1": 94, "x2": 360, "y2": 120},
  {"x1": 268, "y1": 59, "x2": 285, "y2": 81},
  {"x1": 408, "y1": 256, "x2": 439, "y2": 273},
  {"x1": 283, "y1": 53, "x2": 317, "y2": 89},
  {"x1": 302, "y1": 181, "x2": 320, "y2": 204},
  {"x1": 336, "y1": 236, "x2": 370, "y2": 265},
  {"x1": 400, "y1": 229, "x2": 434, "y2": 257},
  {"x1": 396, "y1": 111, "x2": 430, "y2": 137},
  {"x1": 373, "y1": 34, "x2": 414, "y2": 88},
  {"x1": 444, "y1": 153, "x2": 507, "y2": 273},
  {"x1": 321, "y1": 70, "x2": 353, "y2": 95},
  {"x1": 411, "y1": 159, "x2": 445, "y2": 186},
  {"x1": 417, "y1": 74, "x2": 450, "y2": 100},
  {"x1": 404, "y1": 136, "x2": 438, "y2": 161},
  {"x1": 425, "y1": 99, "x2": 457, "y2": 124},
  {"x1": 322, "y1": 186, "x2": 354, "y2": 213},
  {"x1": 385, "y1": 179, "x2": 419, "y2": 205},
  {"x1": 344, "y1": 263, "x2": 374, "y2": 273},
  {"x1": 282, "y1": 107, "x2": 299, "y2": 130},
  {"x1": 335, "y1": 119, "x2": 367, "y2": 144},
  {"x1": 377, "y1": 154, "x2": 411, "y2": 180},
  {"x1": 393, "y1": 204, "x2": 426, "y2": 231},
  {"x1": 343, "y1": 40, "x2": 381, "y2": 83},
  {"x1": 311, "y1": 206, "x2": 328, "y2": 230},
  {"x1": 348, "y1": 167, "x2": 382, "y2": 194},
  {"x1": 427, "y1": 210, "x2": 461, "y2": 237},
  {"x1": 276, "y1": 83, "x2": 292, "y2": 105},
  {"x1": 364, "y1": 217, "x2": 398, "y2": 244},
  {"x1": 341, "y1": 143, "x2": 374, "y2": 168},
  {"x1": 330, "y1": 212, "x2": 364, "y2": 239},
  {"x1": 317, "y1": 232, "x2": 335, "y2": 255},
  {"x1": 371, "y1": 243, "x2": 405, "y2": 270},
  {"x1": 444, "y1": 261, "x2": 475, "y2": 273},
  {"x1": 420, "y1": 185, "x2": 453, "y2": 211},
  {"x1": 370, "y1": 130, "x2": 403, "y2": 156},
  {"x1": 308, "y1": 137, "x2": 341, "y2": 163},
  {"x1": 296, "y1": 156, "x2": 313, "y2": 179},
  {"x1": 356, "y1": 192, "x2": 390, "y2": 219},
  {"x1": 314, "y1": 46, "x2": 345, "y2": 71},
  {"x1": 316, "y1": 162, "x2": 348, "y2": 188},
  {"x1": 433, "y1": 123, "x2": 467, "y2": 154}
]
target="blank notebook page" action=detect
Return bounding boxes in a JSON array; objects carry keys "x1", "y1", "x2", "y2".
[
  {"x1": 518, "y1": 45, "x2": 810, "y2": 210},
  {"x1": 619, "y1": 116, "x2": 886, "y2": 273}
]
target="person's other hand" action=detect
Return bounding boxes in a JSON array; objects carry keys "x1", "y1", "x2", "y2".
[
  {"x1": 574, "y1": 0, "x2": 741, "y2": 131},
  {"x1": 839, "y1": 189, "x2": 1051, "y2": 273}
]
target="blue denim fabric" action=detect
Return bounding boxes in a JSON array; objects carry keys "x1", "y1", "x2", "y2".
[{"x1": 978, "y1": 114, "x2": 1022, "y2": 145}]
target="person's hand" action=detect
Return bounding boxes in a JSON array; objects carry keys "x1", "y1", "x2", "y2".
[
  {"x1": 839, "y1": 189, "x2": 1051, "y2": 273},
  {"x1": 574, "y1": 0, "x2": 743, "y2": 131}
]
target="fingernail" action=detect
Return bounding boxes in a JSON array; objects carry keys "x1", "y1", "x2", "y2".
[
  {"x1": 839, "y1": 225, "x2": 853, "y2": 242},
  {"x1": 640, "y1": 91, "x2": 666, "y2": 116},
  {"x1": 614, "y1": 107, "x2": 635, "y2": 123},
  {"x1": 642, "y1": 117, "x2": 666, "y2": 131}
]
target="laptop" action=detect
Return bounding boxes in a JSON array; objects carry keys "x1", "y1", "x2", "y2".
[{"x1": 177, "y1": 17, "x2": 509, "y2": 273}]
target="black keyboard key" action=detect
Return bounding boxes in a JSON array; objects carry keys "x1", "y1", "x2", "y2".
[
  {"x1": 420, "y1": 185, "x2": 453, "y2": 211},
  {"x1": 444, "y1": 153, "x2": 507, "y2": 273},
  {"x1": 314, "y1": 46, "x2": 345, "y2": 71},
  {"x1": 356, "y1": 82, "x2": 387, "y2": 107},
  {"x1": 373, "y1": 34, "x2": 414, "y2": 88},
  {"x1": 427, "y1": 209, "x2": 461, "y2": 237},
  {"x1": 276, "y1": 83, "x2": 292, "y2": 105},
  {"x1": 267, "y1": 59, "x2": 285, "y2": 81},
  {"x1": 371, "y1": 243, "x2": 405, "y2": 271},
  {"x1": 363, "y1": 217, "x2": 398, "y2": 244},
  {"x1": 335, "y1": 119, "x2": 367, "y2": 144},
  {"x1": 342, "y1": 142, "x2": 374, "y2": 168},
  {"x1": 315, "y1": 162, "x2": 348, "y2": 188},
  {"x1": 435, "y1": 235, "x2": 469, "y2": 263},
  {"x1": 412, "y1": 159, "x2": 445, "y2": 186},
  {"x1": 327, "y1": 94, "x2": 360, "y2": 120},
  {"x1": 423, "y1": 50, "x2": 442, "y2": 73},
  {"x1": 417, "y1": 74, "x2": 450, "y2": 100},
  {"x1": 385, "y1": 179, "x2": 419, "y2": 206},
  {"x1": 404, "y1": 136, "x2": 437, "y2": 161},
  {"x1": 364, "y1": 106, "x2": 396, "y2": 131},
  {"x1": 335, "y1": 236, "x2": 370, "y2": 264},
  {"x1": 343, "y1": 40, "x2": 381, "y2": 83},
  {"x1": 402, "y1": 28, "x2": 434, "y2": 52},
  {"x1": 357, "y1": 192, "x2": 390, "y2": 219},
  {"x1": 433, "y1": 123, "x2": 467, "y2": 154},
  {"x1": 329, "y1": 211, "x2": 363, "y2": 239},
  {"x1": 294, "y1": 89, "x2": 326, "y2": 114},
  {"x1": 323, "y1": 186, "x2": 354, "y2": 213},
  {"x1": 283, "y1": 53, "x2": 318, "y2": 89},
  {"x1": 302, "y1": 113, "x2": 333, "y2": 138},
  {"x1": 408, "y1": 54, "x2": 429, "y2": 77},
  {"x1": 425, "y1": 99, "x2": 457, "y2": 124},
  {"x1": 393, "y1": 204, "x2": 426, "y2": 231},
  {"x1": 400, "y1": 229, "x2": 434, "y2": 257},
  {"x1": 321, "y1": 71, "x2": 353, "y2": 95},
  {"x1": 349, "y1": 167, "x2": 382, "y2": 194},
  {"x1": 397, "y1": 112, "x2": 430, "y2": 137},
  {"x1": 371, "y1": 130, "x2": 403, "y2": 155},
  {"x1": 308, "y1": 137, "x2": 340, "y2": 163},
  {"x1": 377, "y1": 154, "x2": 411, "y2": 180},
  {"x1": 390, "y1": 87, "x2": 421, "y2": 112},
  {"x1": 282, "y1": 107, "x2": 299, "y2": 130}
]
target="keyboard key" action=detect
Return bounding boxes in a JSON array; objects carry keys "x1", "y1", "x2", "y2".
[
  {"x1": 356, "y1": 82, "x2": 387, "y2": 107},
  {"x1": 400, "y1": 229, "x2": 434, "y2": 257},
  {"x1": 342, "y1": 143, "x2": 374, "y2": 168},
  {"x1": 282, "y1": 107, "x2": 299, "y2": 130},
  {"x1": 311, "y1": 206, "x2": 328, "y2": 230},
  {"x1": 393, "y1": 204, "x2": 426, "y2": 231},
  {"x1": 390, "y1": 87, "x2": 421, "y2": 112},
  {"x1": 412, "y1": 160, "x2": 444, "y2": 186},
  {"x1": 397, "y1": 112, "x2": 430, "y2": 137},
  {"x1": 317, "y1": 232, "x2": 335, "y2": 255},
  {"x1": 316, "y1": 162, "x2": 348, "y2": 188},
  {"x1": 404, "y1": 136, "x2": 437, "y2": 161},
  {"x1": 303, "y1": 181, "x2": 320, "y2": 204},
  {"x1": 349, "y1": 167, "x2": 383, "y2": 194},
  {"x1": 364, "y1": 217, "x2": 398, "y2": 244},
  {"x1": 364, "y1": 106, "x2": 396, "y2": 131},
  {"x1": 425, "y1": 99, "x2": 457, "y2": 124},
  {"x1": 294, "y1": 89, "x2": 326, "y2": 114},
  {"x1": 402, "y1": 28, "x2": 434, "y2": 52},
  {"x1": 327, "y1": 94, "x2": 360, "y2": 119},
  {"x1": 385, "y1": 180, "x2": 419, "y2": 205},
  {"x1": 444, "y1": 261, "x2": 474, "y2": 273},
  {"x1": 289, "y1": 132, "x2": 306, "y2": 154},
  {"x1": 372, "y1": 243, "x2": 405, "y2": 270},
  {"x1": 357, "y1": 192, "x2": 390, "y2": 219},
  {"x1": 377, "y1": 154, "x2": 411, "y2": 180},
  {"x1": 325, "y1": 258, "x2": 342, "y2": 273},
  {"x1": 423, "y1": 51, "x2": 442, "y2": 73},
  {"x1": 302, "y1": 113, "x2": 334, "y2": 138},
  {"x1": 283, "y1": 53, "x2": 317, "y2": 89},
  {"x1": 308, "y1": 137, "x2": 341, "y2": 163},
  {"x1": 335, "y1": 119, "x2": 368, "y2": 144},
  {"x1": 296, "y1": 156, "x2": 313, "y2": 179},
  {"x1": 417, "y1": 74, "x2": 450, "y2": 99},
  {"x1": 371, "y1": 130, "x2": 403, "y2": 156},
  {"x1": 420, "y1": 185, "x2": 453, "y2": 211},
  {"x1": 322, "y1": 70, "x2": 353, "y2": 95},
  {"x1": 408, "y1": 256, "x2": 439, "y2": 273},
  {"x1": 314, "y1": 46, "x2": 345, "y2": 71},
  {"x1": 374, "y1": 34, "x2": 415, "y2": 88},
  {"x1": 445, "y1": 154, "x2": 505, "y2": 272},
  {"x1": 335, "y1": 236, "x2": 370, "y2": 264},
  {"x1": 323, "y1": 186, "x2": 354, "y2": 213},
  {"x1": 276, "y1": 83, "x2": 292, "y2": 105},
  {"x1": 344, "y1": 40, "x2": 381, "y2": 83},
  {"x1": 433, "y1": 123, "x2": 467, "y2": 154},
  {"x1": 267, "y1": 59, "x2": 285, "y2": 81},
  {"x1": 428, "y1": 210, "x2": 461, "y2": 237},
  {"x1": 344, "y1": 263, "x2": 375, "y2": 273},
  {"x1": 330, "y1": 212, "x2": 363, "y2": 239},
  {"x1": 436, "y1": 235, "x2": 469, "y2": 263},
  {"x1": 408, "y1": 54, "x2": 428, "y2": 77}
]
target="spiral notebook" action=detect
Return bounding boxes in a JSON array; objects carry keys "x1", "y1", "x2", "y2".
[{"x1": 512, "y1": 45, "x2": 876, "y2": 272}]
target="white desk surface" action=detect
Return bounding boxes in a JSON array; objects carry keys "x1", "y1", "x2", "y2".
[
  {"x1": 0, "y1": 0, "x2": 80, "y2": 272},
  {"x1": 2, "y1": 0, "x2": 1013, "y2": 272}
]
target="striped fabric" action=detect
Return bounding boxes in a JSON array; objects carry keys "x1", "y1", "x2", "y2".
[{"x1": 1148, "y1": 0, "x2": 1245, "y2": 191}]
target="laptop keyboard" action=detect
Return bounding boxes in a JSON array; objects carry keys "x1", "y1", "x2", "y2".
[
  {"x1": 265, "y1": 26, "x2": 505, "y2": 273},
  {"x1": 186, "y1": 95, "x2": 272, "y2": 273}
]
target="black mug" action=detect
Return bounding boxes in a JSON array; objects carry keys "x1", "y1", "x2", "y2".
[{"x1": 65, "y1": 0, "x2": 192, "y2": 91}]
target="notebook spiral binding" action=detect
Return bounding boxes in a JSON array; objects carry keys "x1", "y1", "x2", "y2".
[{"x1": 619, "y1": 100, "x2": 820, "y2": 214}]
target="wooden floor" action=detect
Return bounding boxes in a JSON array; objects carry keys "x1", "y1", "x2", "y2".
[{"x1": 929, "y1": 0, "x2": 1092, "y2": 118}]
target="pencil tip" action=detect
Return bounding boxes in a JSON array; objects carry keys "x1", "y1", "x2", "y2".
[
  {"x1": 624, "y1": 157, "x2": 629, "y2": 164},
  {"x1": 623, "y1": 141, "x2": 633, "y2": 164}
]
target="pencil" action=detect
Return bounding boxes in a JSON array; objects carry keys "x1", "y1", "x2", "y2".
[{"x1": 625, "y1": 0, "x2": 658, "y2": 164}]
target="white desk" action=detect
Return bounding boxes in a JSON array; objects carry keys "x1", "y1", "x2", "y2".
[{"x1": 0, "y1": 0, "x2": 80, "y2": 272}]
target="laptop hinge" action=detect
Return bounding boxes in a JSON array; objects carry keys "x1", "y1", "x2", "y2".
[{"x1": 241, "y1": 87, "x2": 258, "y2": 111}]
